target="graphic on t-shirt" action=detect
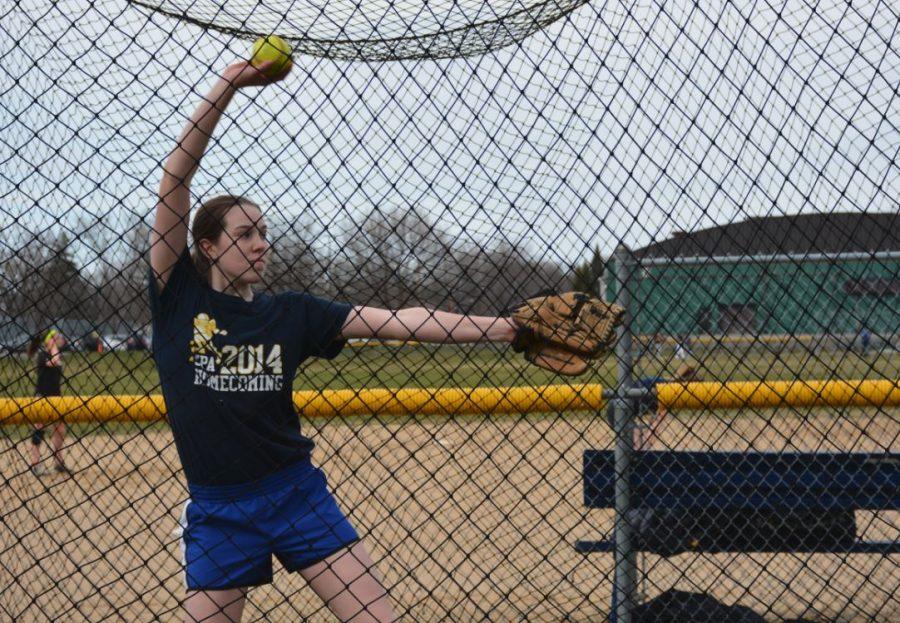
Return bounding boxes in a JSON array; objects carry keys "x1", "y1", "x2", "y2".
[
  {"x1": 189, "y1": 313, "x2": 285, "y2": 392},
  {"x1": 189, "y1": 313, "x2": 228, "y2": 363}
]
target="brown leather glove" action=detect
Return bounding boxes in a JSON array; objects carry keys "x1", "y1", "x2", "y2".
[{"x1": 510, "y1": 292, "x2": 624, "y2": 376}]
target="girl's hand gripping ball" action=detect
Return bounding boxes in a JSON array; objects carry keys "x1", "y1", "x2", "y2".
[{"x1": 250, "y1": 35, "x2": 293, "y2": 77}]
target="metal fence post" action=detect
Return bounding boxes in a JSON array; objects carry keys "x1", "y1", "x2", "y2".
[{"x1": 611, "y1": 244, "x2": 637, "y2": 623}]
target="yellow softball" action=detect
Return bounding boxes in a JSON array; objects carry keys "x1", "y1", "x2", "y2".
[{"x1": 250, "y1": 35, "x2": 293, "y2": 76}]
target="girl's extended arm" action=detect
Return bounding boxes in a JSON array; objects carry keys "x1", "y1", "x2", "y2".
[
  {"x1": 150, "y1": 61, "x2": 289, "y2": 291},
  {"x1": 47, "y1": 342, "x2": 62, "y2": 367},
  {"x1": 340, "y1": 306, "x2": 517, "y2": 344}
]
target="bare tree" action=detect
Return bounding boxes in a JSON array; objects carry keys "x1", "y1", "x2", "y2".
[
  {"x1": 91, "y1": 220, "x2": 152, "y2": 332},
  {"x1": 336, "y1": 206, "x2": 454, "y2": 309},
  {"x1": 413, "y1": 238, "x2": 566, "y2": 315},
  {"x1": 3, "y1": 231, "x2": 93, "y2": 333},
  {"x1": 321, "y1": 207, "x2": 570, "y2": 315},
  {"x1": 260, "y1": 222, "x2": 326, "y2": 296}
]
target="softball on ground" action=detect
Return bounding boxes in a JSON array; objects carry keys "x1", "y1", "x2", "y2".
[{"x1": 250, "y1": 35, "x2": 293, "y2": 76}]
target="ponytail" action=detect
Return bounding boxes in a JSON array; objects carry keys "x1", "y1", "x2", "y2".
[{"x1": 26, "y1": 334, "x2": 41, "y2": 358}]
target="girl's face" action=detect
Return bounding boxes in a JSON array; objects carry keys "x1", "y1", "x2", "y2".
[{"x1": 200, "y1": 202, "x2": 270, "y2": 286}]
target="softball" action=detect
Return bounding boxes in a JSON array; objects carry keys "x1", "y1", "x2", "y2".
[{"x1": 250, "y1": 35, "x2": 293, "y2": 76}]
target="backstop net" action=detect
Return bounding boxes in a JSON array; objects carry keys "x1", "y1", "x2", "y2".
[{"x1": 1, "y1": 0, "x2": 897, "y2": 621}]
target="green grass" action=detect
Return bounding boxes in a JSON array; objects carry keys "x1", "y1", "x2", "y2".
[{"x1": 2, "y1": 343, "x2": 897, "y2": 397}]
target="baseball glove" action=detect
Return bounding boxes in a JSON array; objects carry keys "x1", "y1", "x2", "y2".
[{"x1": 510, "y1": 291, "x2": 625, "y2": 376}]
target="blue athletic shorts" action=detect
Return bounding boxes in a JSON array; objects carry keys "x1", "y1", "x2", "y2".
[{"x1": 177, "y1": 460, "x2": 359, "y2": 591}]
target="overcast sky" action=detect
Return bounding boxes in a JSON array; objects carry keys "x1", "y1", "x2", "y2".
[{"x1": 1, "y1": 0, "x2": 897, "y2": 276}]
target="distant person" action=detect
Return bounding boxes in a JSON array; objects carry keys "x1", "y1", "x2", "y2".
[
  {"x1": 28, "y1": 329, "x2": 72, "y2": 476},
  {"x1": 860, "y1": 327, "x2": 871, "y2": 356},
  {"x1": 653, "y1": 333, "x2": 664, "y2": 355},
  {"x1": 674, "y1": 334, "x2": 691, "y2": 361},
  {"x1": 632, "y1": 364, "x2": 700, "y2": 450}
]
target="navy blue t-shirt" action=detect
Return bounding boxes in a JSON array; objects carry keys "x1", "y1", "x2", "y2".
[{"x1": 149, "y1": 250, "x2": 352, "y2": 486}]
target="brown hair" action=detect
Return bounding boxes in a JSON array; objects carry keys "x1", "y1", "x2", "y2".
[
  {"x1": 26, "y1": 334, "x2": 42, "y2": 358},
  {"x1": 191, "y1": 195, "x2": 256, "y2": 279}
]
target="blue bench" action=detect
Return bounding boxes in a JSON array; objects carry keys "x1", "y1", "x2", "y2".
[{"x1": 575, "y1": 450, "x2": 900, "y2": 554}]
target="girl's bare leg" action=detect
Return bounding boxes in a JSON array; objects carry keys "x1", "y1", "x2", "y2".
[
  {"x1": 51, "y1": 422, "x2": 65, "y2": 466},
  {"x1": 183, "y1": 588, "x2": 248, "y2": 623},
  {"x1": 301, "y1": 541, "x2": 396, "y2": 623},
  {"x1": 645, "y1": 408, "x2": 669, "y2": 449}
]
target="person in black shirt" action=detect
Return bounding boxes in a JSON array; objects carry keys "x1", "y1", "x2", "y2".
[
  {"x1": 28, "y1": 329, "x2": 71, "y2": 476},
  {"x1": 633, "y1": 364, "x2": 700, "y2": 449},
  {"x1": 151, "y1": 59, "x2": 517, "y2": 622}
]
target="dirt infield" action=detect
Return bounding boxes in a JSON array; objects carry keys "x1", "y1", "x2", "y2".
[{"x1": 2, "y1": 408, "x2": 898, "y2": 622}]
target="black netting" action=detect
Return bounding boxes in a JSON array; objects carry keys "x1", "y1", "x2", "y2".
[
  {"x1": 1, "y1": 0, "x2": 898, "y2": 621},
  {"x1": 127, "y1": 0, "x2": 591, "y2": 61}
]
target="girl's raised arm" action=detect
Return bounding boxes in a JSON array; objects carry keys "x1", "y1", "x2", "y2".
[{"x1": 150, "y1": 61, "x2": 289, "y2": 291}]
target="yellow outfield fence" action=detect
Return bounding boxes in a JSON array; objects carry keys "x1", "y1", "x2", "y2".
[
  {"x1": 657, "y1": 379, "x2": 900, "y2": 411},
  {"x1": 1, "y1": 379, "x2": 898, "y2": 425}
]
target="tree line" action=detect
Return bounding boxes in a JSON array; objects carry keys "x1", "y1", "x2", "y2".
[{"x1": 1, "y1": 208, "x2": 604, "y2": 338}]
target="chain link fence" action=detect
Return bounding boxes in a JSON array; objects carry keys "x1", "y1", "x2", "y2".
[{"x1": 1, "y1": 0, "x2": 898, "y2": 621}]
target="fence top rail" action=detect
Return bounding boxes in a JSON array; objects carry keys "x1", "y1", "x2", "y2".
[{"x1": 631, "y1": 250, "x2": 900, "y2": 267}]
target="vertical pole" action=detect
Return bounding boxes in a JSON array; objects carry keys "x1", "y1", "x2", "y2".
[{"x1": 612, "y1": 244, "x2": 637, "y2": 623}]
